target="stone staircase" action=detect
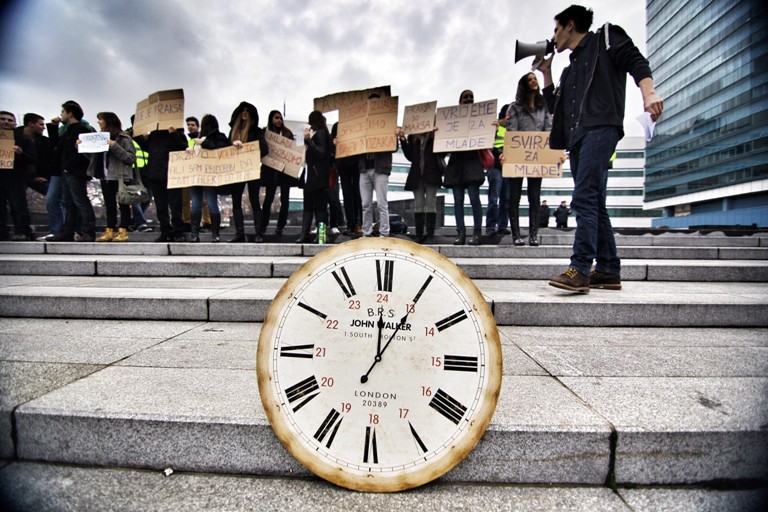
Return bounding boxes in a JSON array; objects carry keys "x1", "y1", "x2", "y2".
[{"x1": 0, "y1": 228, "x2": 767, "y2": 510}]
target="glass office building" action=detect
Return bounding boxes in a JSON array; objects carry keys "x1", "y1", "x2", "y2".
[{"x1": 644, "y1": 0, "x2": 768, "y2": 228}]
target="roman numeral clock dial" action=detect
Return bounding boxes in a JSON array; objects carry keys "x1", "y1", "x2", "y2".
[{"x1": 258, "y1": 238, "x2": 502, "y2": 492}]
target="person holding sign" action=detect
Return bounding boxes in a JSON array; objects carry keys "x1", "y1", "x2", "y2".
[
  {"x1": 188, "y1": 114, "x2": 226, "y2": 243},
  {"x1": 0, "y1": 111, "x2": 37, "y2": 241},
  {"x1": 260, "y1": 110, "x2": 297, "y2": 237},
  {"x1": 443, "y1": 90, "x2": 485, "y2": 246},
  {"x1": 540, "y1": 5, "x2": 663, "y2": 293},
  {"x1": 47, "y1": 101, "x2": 96, "y2": 242},
  {"x1": 296, "y1": 111, "x2": 331, "y2": 243},
  {"x1": 226, "y1": 101, "x2": 268, "y2": 243},
  {"x1": 504, "y1": 72, "x2": 552, "y2": 246},
  {"x1": 137, "y1": 123, "x2": 188, "y2": 243},
  {"x1": 84, "y1": 112, "x2": 136, "y2": 243},
  {"x1": 398, "y1": 127, "x2": 443, "y2": 243}
]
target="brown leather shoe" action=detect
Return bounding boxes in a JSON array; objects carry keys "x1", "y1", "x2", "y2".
[
  {"x1": 549, "y1": 268, "x2": 589, "y2": 293},
  {"x1": 589, "y1": 270, "x2": 622, "y2": 290}
]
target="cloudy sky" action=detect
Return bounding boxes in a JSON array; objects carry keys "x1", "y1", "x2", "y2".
[{"x1": 0, "y1": 0, "x2": 649, "y2": 135}]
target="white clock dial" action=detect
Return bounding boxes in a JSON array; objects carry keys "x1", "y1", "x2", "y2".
[{"x1": 258, "y1": 238, "x2": 501, "y2": 492}]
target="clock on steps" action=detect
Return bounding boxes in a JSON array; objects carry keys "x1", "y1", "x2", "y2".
[{"x1": 257, "y1": 237, "x2": 502, "y2": 492}]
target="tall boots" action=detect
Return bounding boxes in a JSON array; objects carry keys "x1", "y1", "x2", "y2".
[
  {"x1": 511, "y1": 215, "x2": 525, "y2": 246},
  {"x1": 528, "y1": 204, "x2": 540, "y2": 246},
  {"x1": 190, "y1": 212, "x2": 201, "y2": 243},
  {"x1": 468, "y1": 228, "x2": 482, "y2": 246},
  {"x1": 295, "y1": 213, "x2": 313, "y2": 244},
  {"x1": 414, "y1": 213, "x2": 425, "y2": 243},
  {"x1": 211, "y1": 213, "x2": 221, "y2": 243},
  {"x1": 228, "y1": 225, "x2": 245, "y2": 243},
  {"x1": 425, "y1": 212, "x2": 436, "y2": 243}
]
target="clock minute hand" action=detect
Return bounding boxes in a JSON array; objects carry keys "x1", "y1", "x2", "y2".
[
  {"x1": 376, "y1": 314, "x2": 384, "y2": 361},
  {"x1": 361, "y1": 313, "x2": 409, "y2": 383}
]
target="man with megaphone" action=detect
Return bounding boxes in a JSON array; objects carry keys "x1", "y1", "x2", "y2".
[{"x1": 534, "y1": 4, "x2": 663, "y2": 294}]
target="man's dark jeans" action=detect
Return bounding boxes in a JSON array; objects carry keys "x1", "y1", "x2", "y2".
[
  {"x1": 568, "y1": 126, "x2": 621, "y2": 277},
  {"x1": 61, "y1": 172, "x2": 96, "y2": 239}
]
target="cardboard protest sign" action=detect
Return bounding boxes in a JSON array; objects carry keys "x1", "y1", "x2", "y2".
[
  {"x1": 167, "y1": 141, "x2": 260, "y2": 189},
  {"x1": 433, "y1": 99, "x2": 497, "y2": 153},
  {"x1": 402, "y1": 101, "x2": 437, "y2": 135},
  {"x1": 0, "y1": 130, "x2": 14, "y2": 169},
  {"x1": 133, "y1": 89, "x2": 185, "y2": 136},
  {"x1": 335, "y1": 96, "x2": 398, "y2": 158},
  {"x1": 78, "y1": 132, "x2": 110, "y2": 153},
  {"x1": 262, "y1": 130, "x2": 305, "y2": 179},
  {"x1": 313, "y1": 85, "x2": 392, "y2": 114},
  {"x1": 502, "y1": 131, "x2": 563, "y2": 178}
]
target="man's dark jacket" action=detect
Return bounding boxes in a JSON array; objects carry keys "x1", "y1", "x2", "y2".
[{"x1": 544, "y1": 23, "x2": 652, "y2": 150}]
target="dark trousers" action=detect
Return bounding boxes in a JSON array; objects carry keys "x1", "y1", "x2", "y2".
[
  {"x1": 303, "y1": 187, "x2": 328, "y2": 226},
  {"x1": 231, "y1": 180, "x2": 261, "y2": 234},
  {"x1": 100, "y1": 180, "x2": 131, "y2": 230},
  {"x1": 339, "y1": 166, "x2": 361, "y2": 229},
  {"x1": 147, "y1": 178, "x2": 183, "y2": 238},
  {"x1": 61, "y1": 172, "x2": 95, "y2": 238},
  {"x1": 569, "y1": 127, "x2": 621, "y2": 276},
  {"x1": 260, "y1": 183, "x2": 291, "y2": 232},
  {"x1": 0, "y1": 172, "x2": 33, "y2": 237},
  {"x1": 509, "y1": 177, "x2": 542, "y2": 236}
]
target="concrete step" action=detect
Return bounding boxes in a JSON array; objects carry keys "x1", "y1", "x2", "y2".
[
  {"x1": 2, "y1": 462, "x2": 766, "y2": 511},
  {"x1": 1, "y1": 254, "x2": 767, "y2": 282},
  {"x1": 0, "y1": 275, "x2": 765, "y2": 326},
  {"x1": 2, "y1": 319, "x2": 766, "y2": 488}
]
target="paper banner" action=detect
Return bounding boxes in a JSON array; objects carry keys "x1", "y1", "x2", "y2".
[
  {"x1": 313, "y1": 85, "x2": 392, "y2": 113},
  {"x1": 78, "y1": 132, "x2": 110, "y2": 153},
  {"x1": 263, "y1": 130, "x2": 305, "y2": 179},
  {"x1": 0, "y1": 130, "x2": 14, "y2": 169},
  {"x1": 502, "y1": 131, "x2": 563, "y2": 178},
  {"x1": 402, "y1": 101, "x2": 437, "y2": 135},
  {"x1": 335, "y1": 96, "x2": 398, "y2": 158},
  {"x1": 433, "y1": 99, "x2": 497, "y2": 153},
  {"x1": 167, "y1": 141, "x2": 261, "y2": 189},
  {"x1": 133, "y1": 89, "x2": 185, "y2": 136}
]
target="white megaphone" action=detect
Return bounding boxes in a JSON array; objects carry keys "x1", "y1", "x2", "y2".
[{"x1": 515, "y1": 39, "x2": 555, "y2": 70}]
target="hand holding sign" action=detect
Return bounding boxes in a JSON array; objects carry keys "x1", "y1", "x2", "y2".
[{"x1": 502, "y1": 131, "x2": 564, "y2": 178}]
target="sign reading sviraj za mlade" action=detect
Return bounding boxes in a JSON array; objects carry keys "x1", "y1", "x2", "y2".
[
  {"x1": 0, "y1": 130, "x2": 14, "y2": 169},
  {"x1": 335, "y1": 96, "x2": 398, "y2": 159},
  {"x1": 167, "y1": 141, "x2": 261, "y2": 189},
  {"x1": 433, "y1": 99, "x2": 497, "y2": 153},
  {"x1": 133, "y1": 89, "x2": 185, "y2": 137},
  {"x1": 402, "y1": 101, "x2": 437, "y2": 135},
  {"x1": 262, "y1": 131, "x2": 305, "y2": 179},
  {"x1": 502, "y1": 131, "x2": 563, "y2": 178}
]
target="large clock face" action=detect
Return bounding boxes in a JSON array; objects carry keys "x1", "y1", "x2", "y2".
[{"x1": 257, "y1": 238, "x2": 501, "y2": 492}]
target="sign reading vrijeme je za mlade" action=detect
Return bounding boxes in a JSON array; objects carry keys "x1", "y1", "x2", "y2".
[
  {"x1": 502, "y1": 131, "x2": 563, "y2": 178},
  {"x1": 262, "y1": 131, "x2": 305, "y2": 179},
  {"x1": 167, "y1": 141, "x2": 261, "y2": 188},
  {"x1": 0, "y1": 130, "x2": 14, "y2": 169},
  {"x1": 335, "y1": 96, "x2": 399, "y2": 158},
  {"x1": 133, "y1": 89, "x2": 185, "y2": 136},
  {"x1": 433, "y1": 99, "x2": 497, "y2": 153}
]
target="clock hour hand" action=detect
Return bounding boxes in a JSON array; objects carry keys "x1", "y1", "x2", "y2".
[{"x1": 361, "y1": 313, "x2": 409, "y2": 383}]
